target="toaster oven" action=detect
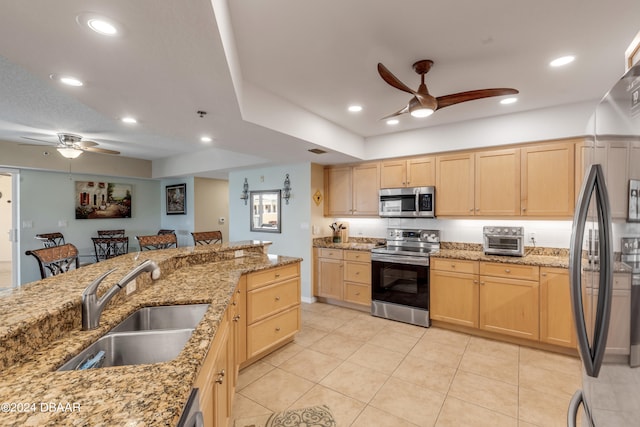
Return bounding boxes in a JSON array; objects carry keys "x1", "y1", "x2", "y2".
[{"x1": 483, "y1": 226, "x2": 525, "y2": 257}]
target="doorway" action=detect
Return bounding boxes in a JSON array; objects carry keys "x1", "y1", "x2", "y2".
[{"x1": 0, "y1": 169, "x2": 18, "y2": 289}]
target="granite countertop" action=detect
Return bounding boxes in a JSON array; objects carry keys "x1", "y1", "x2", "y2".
[
  {"x1": 313, "y1": 236, "x2": 386, "y2": 251},
  {"x1": 431, "y1": 248, "x2": 571, "y2": 269},
  {"x1": 0, "y1": 241, "x2": 301, "y2": 426}
]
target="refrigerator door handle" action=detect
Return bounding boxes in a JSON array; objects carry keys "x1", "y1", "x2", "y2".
[
  {"x1": 569, "y1": 164, "x2": 613, "y2": 378},
  {"x1": 567, "y1": 390, "x2": 583, "y2": 427}
]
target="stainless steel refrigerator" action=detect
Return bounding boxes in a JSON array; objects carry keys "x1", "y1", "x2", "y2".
[{"x1": 568, "y1": 62, "x2": 640, "y2": 426}]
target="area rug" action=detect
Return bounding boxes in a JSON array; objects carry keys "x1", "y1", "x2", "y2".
[{"x1": 234, "y1": 405, "x2": 336, "y2": 427}]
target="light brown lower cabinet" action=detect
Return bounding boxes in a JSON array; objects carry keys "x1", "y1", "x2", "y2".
[
  {"x1": 194, "y1": 262, "x2": 301, "y2": 426},
  {"x1": 314, "y1": 248, "x2": 372, "y2": 308},
  {"x1": 539, "y1": 267, "x2": 576, "y2": 348},
  {"x1": 430, "y1": 258, "x2": 479, "y2": 328}
]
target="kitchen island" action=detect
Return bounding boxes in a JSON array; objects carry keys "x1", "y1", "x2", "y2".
[{"x1": 0, "y1": 241, "x2": 301, "y2": 426}]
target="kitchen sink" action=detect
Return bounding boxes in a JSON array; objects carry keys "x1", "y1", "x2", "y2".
[
  {"x1": 109, "y1": 304, "x2": 210, "y2": 333},
  {"x1": 57, "y1": 329, "x2": 194, "y2": 371}
]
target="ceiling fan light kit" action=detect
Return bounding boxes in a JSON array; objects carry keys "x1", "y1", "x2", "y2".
[
  {"x1": 378, "y1": 59, "x2": 518, "y2": 120},
  {"x1": 57, "y1": 146, "x2": 83, "y2": 159}
]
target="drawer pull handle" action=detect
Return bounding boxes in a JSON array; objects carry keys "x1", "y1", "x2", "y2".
[
  {"x1": 451, "y1": 264, "x2": 456, "y2": 268},
  {"x1": 233, "y1": 315, "x2": 241, "y2": 322},
  {"x1": 275, "y1": 273, "x2": 281, "y2": 278},
  {"x1": 541, "y1": 273, "x2": 547, "y2": 277},
  {"x1": 505, "y1": 269, "x2": 511, "y2": 273},
  {"x1": 232, "y1": 301, "x2": 237, "y2": 306},
  {"x1": 355, "y1": 271, "x2": 360, "y2": 275},
  {"x1": 473, "y1": 280, "x2": 478, "y2": 284},
  {"x1": 275, "y1": 327, "x2": 281, "y2": 332},
  {"x1": 355, "y1": 292, "x2": 360, "y2": 296},
  {"x1": 215, "y1": 369, "x2": 225, "y2": 384},
  {"x1": 275, "y1": 296, "x2": 281, "y2": 301}
]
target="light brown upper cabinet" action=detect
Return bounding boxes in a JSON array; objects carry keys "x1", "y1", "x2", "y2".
[
  {"x1": 435, "y1": 152, "x2": 475, "y2": 216},
  {"x1": 380, "y1": 156, "x2": 435, "y2": 188},
  {"x1": 475, "y1": 148, "x2": 521, "y2": 216},
  {"x1": 521, "y1": 141, "x2": 575, "y2": 217},
  {"x1": 325, "y1": 163, "x2": 380, "y2": 216}
]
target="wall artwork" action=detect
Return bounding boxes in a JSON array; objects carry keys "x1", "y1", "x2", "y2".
[
  {"x1": 166, "y1": 183, "x2": 186, "y2": 215},
  {"x1": 75, "y1": 181, "x2": 132, "y2": 219}
]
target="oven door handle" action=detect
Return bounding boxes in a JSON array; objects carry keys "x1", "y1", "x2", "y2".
[{"x1": 371, "y1": 255, "x2": 429, "y2": 266}]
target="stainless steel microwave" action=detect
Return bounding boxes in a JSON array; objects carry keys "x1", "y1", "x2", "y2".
[{"x1": 379, "y1": 187, "x2": 435, "y2": 218}]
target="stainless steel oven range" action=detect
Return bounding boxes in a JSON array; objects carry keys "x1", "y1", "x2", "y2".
[{"x1": 371, "y1": 228, "x2": 440, "y2": 327}]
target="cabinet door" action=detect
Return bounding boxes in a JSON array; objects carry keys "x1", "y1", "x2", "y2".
[
  {"x1": 436, "y1": 153, "x2": 475, "y2": 216},
  {"x1": 407, "y1": 156, "x2": 435, "y2": 187},
  {"x1": 521, "y1": 142, "x2": 575, "y2": 217},
  {"x1": 316, "y1": 257, "x2": 343, "y2": 299},
  {"x1": 430, "y1": 270, "x2": 479, "y2": 327},
  {"x1": 479, "y1": 276, "x2": 539, "y2": 340},
  {"x1": 380, "y1": 160, "x2": 407, "y2": 188},
  {"x1": 588, "y1": 287, "x2": 631, "y2": 356},
  {"x1": 475, "y1": 148, "x2": 521, "y2": 216},
  {"x1": 325, "y1": 166, "x2": 352, "y2": 216},
  {"x1": 213, "y1": 324, "x2": 230, "y2": 427},
  {"x1": 539, "y1": 268, "x2": 576, "y2": 348},
  {"x1": 606, "y1": 142, "x2": 629, "y2": 219},
  {"x1": 352, "y1": 163, "x2": 380, "y2": 215}
]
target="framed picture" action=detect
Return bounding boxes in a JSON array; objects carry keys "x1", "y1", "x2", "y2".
[
  {"x1": 629, "y1": 179, "x2": 640, "y2": 222},
  {"x1": 166, "y1": 183, "x2": 186, "y2": 215},
  {"x1": 75, "y1": 181, "x2": 132, "y2": 219}
]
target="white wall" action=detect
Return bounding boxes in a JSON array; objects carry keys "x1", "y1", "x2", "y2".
[
  {"x1": 229, "y1": 162, "x2": 315, "y2": 301},
  {"x1": 20, "y1": 170, "x2": 161, "y2": 284}
]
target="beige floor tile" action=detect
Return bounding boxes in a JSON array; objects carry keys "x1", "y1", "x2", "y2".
[
  {"x1": 301, "y1": 302, "x2": 334, "y2": 313},
  {"x1": 519, "y1": 346, "x2": 581, "y2": 375},
  {"x1": 408, "y1": 337, "x2": 464, "y2": 369},
  {"x1": 459, "y1": 350, "x2": 519, "y2": 385},
  {"x1": 336, "y1": 316, "x2": 387, "y2": 341},
  {"x1": 350, "y1": 405, "x2": 420, "y2": 427},
  {"x1": 278, "y1": 348, "x2": 342, "y2": 382},
  {"x1": 309, "y1": 331, "x2": 365, "y2": 360},
  {"x1": 448, "y1": 370, "x2": 518, "y2": 418},
  {"x1": 239, "y1": 368, "x2": 314, "y2": 412},
  {"x1": 320, "y1": 361, "x2": 388, "y2": 403},
  {"x1": 292, "y1": 325, "x2": 329, "y2": 347},
  {"x1": 519, "y1": 362, "x2": 581, "y2": 397},
  {"x1": 320, "y1": 304, "x2": 363, "y2": 322},
  {"x1": 518, "y1": 386, "x2": 573, "y2": 427},
  {"x1": 346, "y1": 343, "x2": 406, "y2": 375},
  {"x1": 237, "y1": 360, "x2": 275, "y2": 390},
  {"x1": 435, "y1": 396, "x2": 517, "y2": 427},
  {"x1": 380, "y1": 319, "x2": 427, "y2": 339},
  {"x1": 369, "y1": 376, "x2": 445, "y2": 427},
  {"x1": 465, "y1": 336, "x2": 520, "y2": 362},
  {"x1": 421, "y1": 327, "x2": 470, "y2": 352},
  {"x1": 290, "y1": 384, "x2": 366, "y2": 426},
  {"x1": 230, "y1": 393, "x2": 272, "y2": 421},
  {"x1": 368, "y1": 327, "x2": 420, "y2": 355},
  {"x1": 393, "y1": 355, "x2": 456, "y2": 394},
  {"x1": 260, "y1": 342, "x2": 305, "y2": 366},
  {"x1": 302, "y1": 311, "x2": 350, "y2": 331}
]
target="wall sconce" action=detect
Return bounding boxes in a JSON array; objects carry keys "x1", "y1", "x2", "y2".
[
  {"x1": 240, "y1": 178, "x2": 249, "y2": 205},
  {"x1": 283, "y1": 173, "x2": 291, "y2": 204}
]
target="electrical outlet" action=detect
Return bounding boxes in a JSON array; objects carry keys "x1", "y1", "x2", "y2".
[{"x1": 528, "y1": 232, "x2": 536, "y2": 244}]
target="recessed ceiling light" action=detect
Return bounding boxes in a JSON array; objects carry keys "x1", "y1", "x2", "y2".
[
  {"x1": 201, "y1": 136, "x2": 213, "y2": 143},
  {"x1": 550, "y1": 55, "x2": 575, "y2": 67},
  {"x1": 50, "y1": 74, "x2": 84, "y2": 87},
  {"x1": 88, "y1": 18, "x2": 118, "y2": 36},
  {"x1": 348, "y1": 105, "x2": 362, "y2": 112},
  {"x1": 386, "y1": 119, "x2": 399, "y2": 125},
  {"x1": 500, "y1": 97, "x2": 518, "y2": 105},
  {"x1": 121, "y1": 117, "x2": 137, "y2": 124}
]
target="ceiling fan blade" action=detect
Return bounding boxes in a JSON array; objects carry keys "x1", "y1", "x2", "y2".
[
  {"x1": 380, "y1": 105, "x2": 410, "y2": 120},
  {"x1": 377, "y1": 63, "x2": 417, "y2": 96},
  {"x1": 436, "y1": 88, "x2": 519, "y2": 110},
  {"x1": 76, "y1": 140, "x2": 98, "y2": 148},
  {"x1": 84, "y1": 147, "x2": 120, "y2": 155}
]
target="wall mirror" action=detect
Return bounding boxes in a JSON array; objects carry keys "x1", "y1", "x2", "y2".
[{"x1": 250, "y1": 190, "x2": 281, "y2": 233}]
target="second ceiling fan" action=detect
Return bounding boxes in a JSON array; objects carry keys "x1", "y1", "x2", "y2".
[{"x1": 377, "y1": 59, "x2": 519, "y2": 119}]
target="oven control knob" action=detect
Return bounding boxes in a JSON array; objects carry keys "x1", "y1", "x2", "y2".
[{"x1": 502, "y1": 228, "x2": 508, "y2": 233}]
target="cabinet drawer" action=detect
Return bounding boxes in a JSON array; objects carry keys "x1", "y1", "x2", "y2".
[
  {"x1": 247, "y1": 278, "x2": 300, "y2": 323},
  {"x1": 613, "y1": 273, "x2": 631, "y2": 290},
  {"x1": 317, "y1": 248, "x2": 343, "y2": 260},
  {"x1": 344, "y1": 250, "x2": 371, "y2": 262},
  {"x1": 247, "y1": 264, "x2": 299, "y2": 290},
  {"x1": 247, "y1": 306, "x2": 300, "y2": 358},
  {"x1": 431, "y1": 258, "x2": 479, "y2": 274},
  {"x1": 344, "y1": 261, "x2": 371, "y2": 284},
  {"x1": 344, "y1": 283, "x2": 371, "y2": 306},
  {"x1": 480, "y1": 262, "x2": 539, "y2": 281}
]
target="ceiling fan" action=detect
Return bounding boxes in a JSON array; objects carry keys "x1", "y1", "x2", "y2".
[
  {"x1": 21, "y1": 133, "x2": 120, "y2": 158},
  {"x1": 378, "y1": 59, "x2": 519, "y2": 119}
]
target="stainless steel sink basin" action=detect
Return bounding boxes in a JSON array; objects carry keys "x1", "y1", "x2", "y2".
[
  {"x1": 109, "y1": 304, "x2": 210, "y2": 333},
  {"x1": 57, "y1": 329, "x2": 194, "y2": 371}
]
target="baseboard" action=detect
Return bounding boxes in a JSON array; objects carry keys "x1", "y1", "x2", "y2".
[{"x1": 301, "y1": 295, "x2": 317, "y2": 304}]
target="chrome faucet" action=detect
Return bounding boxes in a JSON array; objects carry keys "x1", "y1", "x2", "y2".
[{"x1": 81, "y1": 259, "x2": 161, "y2": 330}]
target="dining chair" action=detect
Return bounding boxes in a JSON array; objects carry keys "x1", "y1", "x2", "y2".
[
  {"x1": 92, "y1": 236, "x2": 129, "y2": 262},
  {"x1": 34, "y1": 232, "x2": 65, "y2": 248},
  {"x1": 136, "y1": 233, "x2": 177, "y2": 251},
  {"x1": 157, "y1": 229, "x2": 175, "y2": 235},
  {"x1": 25, "y1": 243, "x2": 80, "y2": 279},
  {"x1": 97, "y1": 229, "x2": 125, "y2": 238},
  {"x1": 191, "y1": 231, "x2": 223, "y2": 245}
]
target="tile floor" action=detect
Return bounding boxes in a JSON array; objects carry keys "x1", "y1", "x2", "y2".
[{"x1": 231, "y1": 302, "x2": 582, "y2": 427}]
